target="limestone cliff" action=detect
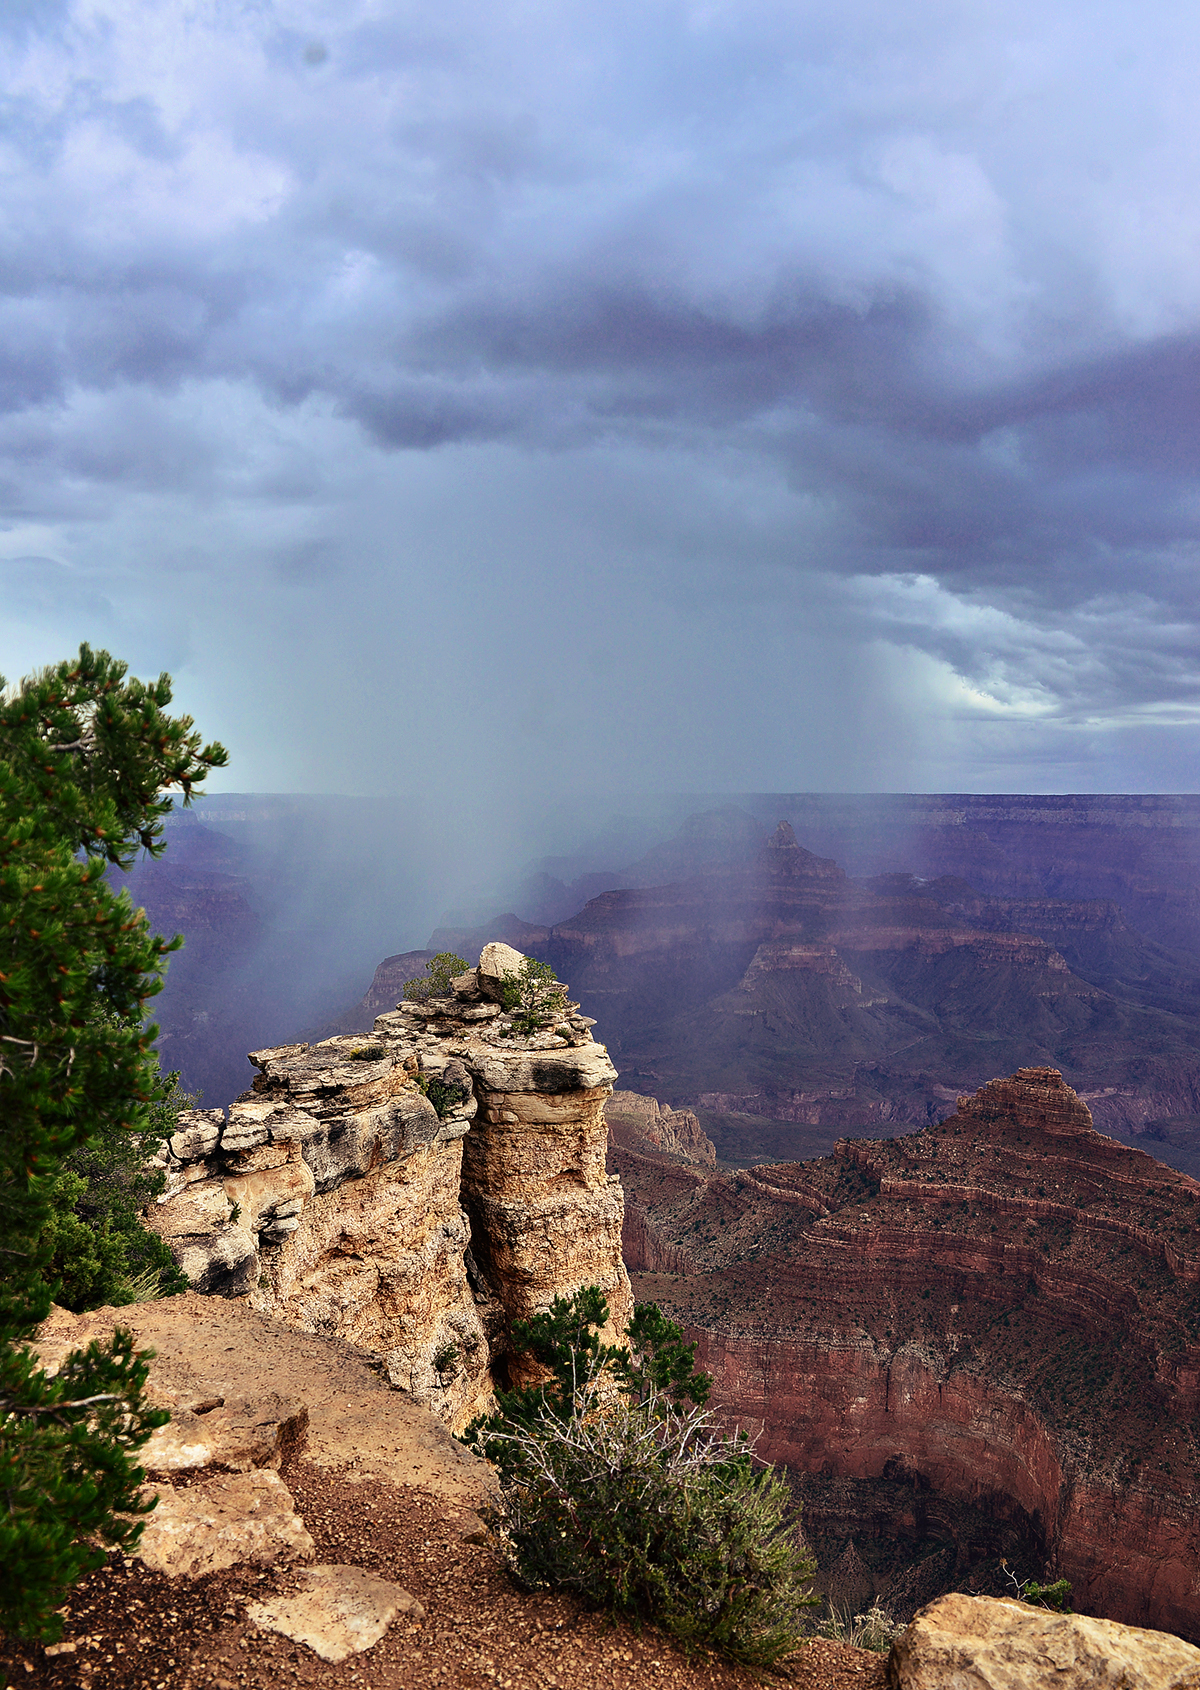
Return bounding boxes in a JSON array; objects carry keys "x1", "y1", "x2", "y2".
[{"x1": 146, "y1": 946, "x2": 632, "y2": 1433}]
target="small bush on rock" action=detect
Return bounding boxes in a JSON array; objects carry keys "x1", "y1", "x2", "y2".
[
  {"x1": 463, "y1": 1288, "x2": 817, "y2": 1669},
  {"x1": 818, "y1": 1602, "x2": 901, "y2": 1652},
  {"x1": 402, "y1": 952, "x2": 467, "y2": 1003},
  {"x1": 498, "y1": 957, "x2": 568, "y2": 1035},
  {"x1": 423, "y1": 1074, "x2": 469, "y2": 1118},
  {"x1": 1002, "y1": 1561, "x2": 1072, "y2": 1611}
]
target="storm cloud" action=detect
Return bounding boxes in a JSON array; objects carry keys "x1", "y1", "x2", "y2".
[{"x1": 3, "y1": 0, "x2": 1200, "y2": 806}]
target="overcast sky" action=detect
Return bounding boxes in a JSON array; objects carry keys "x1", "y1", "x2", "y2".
[{"x1": 3, "y1": 0, "x2": 1200, "y2": 810}]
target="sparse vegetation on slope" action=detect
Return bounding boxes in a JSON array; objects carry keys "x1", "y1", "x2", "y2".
[{"x1": 464, "y1": 1286, "x2": 817, "y2": 1669}]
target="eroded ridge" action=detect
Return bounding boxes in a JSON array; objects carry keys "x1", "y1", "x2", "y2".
[{"x1": 610, "y1": 1066, "x2": 1200, "y2": 1639}]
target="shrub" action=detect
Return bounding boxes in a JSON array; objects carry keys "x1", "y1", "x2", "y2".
[
  {"x1": 423, "y1": 1074, "x2": 470, "y2": 1118},
  {"x1": 349, "y1": 1044, "x2": 386, "y2": 1062},
  {"x1": 1001, "y1": 1562, "x2": 1072, "y2": 1611},
  {"x1": 818, "y1": 1602, "x2": 901, "y2": 1651},
  {"x1": 498, "y1": 957, "x2": 568, "y2": 1036},
  {"x1": 463, "y1": 1288, "x2": 817, "y2": 1669},
  {"x1": 403, "y1": 952, "x2": 467, "y2": 1004}
]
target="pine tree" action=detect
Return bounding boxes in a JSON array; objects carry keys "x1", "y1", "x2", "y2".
[{"x1": 0, "y1": 644, "x2": 227, "y2": 1640}]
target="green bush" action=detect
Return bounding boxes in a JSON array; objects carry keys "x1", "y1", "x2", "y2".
[
  {"x1": 402, "y1": 952, "x2": 467, "y2": 1004},
  {"x1": 1002, "y1": 1562, "x2": 1072, "y2": 1611},
  {"x1": 40, "y1": 1054, "x2": 192, "y2": 1311},
  {"x1": 463, "y1": 1288, "x2": 817, "y2": 1669},
  {"x1": 422, "y1": 1074, "x2": 470, "y2": 1118},
  {"x1": 499, "y1": 956, "x2": 568, "y2": 1036}
]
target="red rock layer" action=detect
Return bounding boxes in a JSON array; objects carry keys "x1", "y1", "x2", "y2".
[{"x1": 611, "y1": 1068, "x2": 1200, "y2": 1640}]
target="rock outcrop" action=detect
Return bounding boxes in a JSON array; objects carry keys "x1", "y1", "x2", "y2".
[
  {"x1": 606, "y1": 1091, "x2": 716, "y2": 1165},
  {"x1": 612, "y1": 1068, "x2": 1200, "y2": 1641},
  {"x1": 145, "y1": 952, "x2": 632, "y2": 1431},
  {"x1": 889, "y1": 1593, "x2": 1200, "y2": 1690}
]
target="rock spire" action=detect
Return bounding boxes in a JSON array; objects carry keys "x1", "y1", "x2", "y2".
[{"x1": 145, "y1": 950, "x2": 632, "y2": 1432}]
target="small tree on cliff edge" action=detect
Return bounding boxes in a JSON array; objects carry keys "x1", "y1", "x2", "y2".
[
  {"x1": 0, "y1": 644, "x2": 227, "y2": 1640},
  {"x1": 464, "y1": 1289, "x2": 817, "y2": 1668},
  {"x1": 500, "y1": 956, "x2": 568, "y2": 1035}
]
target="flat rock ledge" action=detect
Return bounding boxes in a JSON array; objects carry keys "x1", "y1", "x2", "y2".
[
  {"x1": 889, "y1": 1594, "x2": 1200, "y2": 1690},
  {"x1": 246, "y1": 1564, "x2": 425, "y2": 1662}
]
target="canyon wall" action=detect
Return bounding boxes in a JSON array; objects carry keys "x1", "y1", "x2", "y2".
[
  {"x1": 147, "y1": 945, "x2": 632, "y2": 1433},
  {"x1": 611, "y1": 1067, "x2": 1200, "y2": 1639},
  {"x1": 531, "y1": 821, "x2": 1200, "y2": 1162}
]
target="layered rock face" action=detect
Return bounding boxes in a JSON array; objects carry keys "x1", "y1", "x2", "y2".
[
  {"x1": 147, "y1": 947, "x2": 631, "y2": 1431},
  {"x1": 375, "y1": 943, "x2": 632, "y2": 1360},
  {"x1": 605, "y1": 1092, "x2": 717, "y2": 1278},
  {"x1": 605, "y1": 1091, "x2": 716, "y2": 1165},
  {"x1": 612, "y1": 1068, "x2": 1200, "y2": 1639}
]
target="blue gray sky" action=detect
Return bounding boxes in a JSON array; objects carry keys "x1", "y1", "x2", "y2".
[{"x1": 4, "y1": 0, "x2": 1200, "y2": 809}]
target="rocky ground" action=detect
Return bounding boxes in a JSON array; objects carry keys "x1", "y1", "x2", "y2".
[
  {"x1": 1, "y1": 1297, "x2": 885, "y2": 1690},
  {"x1": 0, "y1": 1463, "x2": 887, "y2": 1690}
]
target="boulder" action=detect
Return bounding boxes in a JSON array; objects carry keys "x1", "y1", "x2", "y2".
[
  {"x1": 246, "y1": 1564, "x2": 424, "y2": 1662},
  {"x1": 168, "y1": 1110, "x2": 225, "y2": 1161},
  {"x1": 170, "y1": 1222, "x2": 259, "y2": 1298},
  {"x1": 476, "y1": 942, "x2": 527, "y2": 1003},
  {"x1": 135, "y1": 1469, "x2": 315, "y2": 1579},
  {"x1": 142, "y1": 1391, "x2": 309, "y2": 1473},
  {"x1": 888, "y1": 1594, "x2": 1200, "y2": 1690}
]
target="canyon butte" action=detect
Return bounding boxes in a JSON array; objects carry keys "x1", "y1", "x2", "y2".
[{"x1": 613, "y1": 1064, "x2": 1200, "y2": 1641}]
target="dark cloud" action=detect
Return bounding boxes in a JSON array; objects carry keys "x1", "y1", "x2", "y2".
[{"x1": 2, "y1": 0, "x2": 1200, "y2": 802}]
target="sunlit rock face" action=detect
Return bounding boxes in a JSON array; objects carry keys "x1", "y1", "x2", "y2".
[
  {"x1": 605, "y1": 1091, "x2": 716, "y2": 1167},
  {"x1": 146, "y1": 952, "x2": 631, "y2": 1432},
  {"x1": 613, "y1": 1068, "x2": 1200, "y2": 1641}
]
